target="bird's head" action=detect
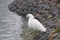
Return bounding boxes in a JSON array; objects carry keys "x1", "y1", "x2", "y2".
[{"x1": 26, "y1": 14, "x2": 34, "y2": 18}]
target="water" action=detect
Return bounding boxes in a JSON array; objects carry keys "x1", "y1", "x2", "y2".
[{"x1": 0, "y1": 0, "x2": 23, "y2": 40}]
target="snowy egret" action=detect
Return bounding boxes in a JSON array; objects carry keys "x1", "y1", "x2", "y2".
[{"x1": 26, "y1": 14, "x2": 47, "y2": 32}]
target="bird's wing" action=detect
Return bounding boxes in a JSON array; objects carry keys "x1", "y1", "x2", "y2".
[
  {"x1": 28, "y1": 18, "x2": 46, "y2": 31},
  {"x1": 28, "y1": 18, "x2": 42, "y2": 29}
]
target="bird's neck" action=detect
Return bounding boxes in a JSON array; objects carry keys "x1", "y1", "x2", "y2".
[
  {"x1": 28, "y1": 18, "x2": 34, "y2": 20},
  {"x1": 29, "y1": 17, "x2": 34, "y2": 19}
]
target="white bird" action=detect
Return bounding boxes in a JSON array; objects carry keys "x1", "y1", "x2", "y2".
[{"x1": 26, "y1": 14, "x2": 47, "y2": 32}]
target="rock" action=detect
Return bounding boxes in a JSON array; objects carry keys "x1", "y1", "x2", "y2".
[
  {"x1": 52, "y1": 0, "x2": 60, "y2": 4},
  {"x1": 56, "y1": 3, "x2": 60, "y2": 9},
  {"x1": 47, "y1": 14, "x2": 53, "y2": 19},
  {"x1": 8, "y1": 0, "x2": 60, "y2": 40}
]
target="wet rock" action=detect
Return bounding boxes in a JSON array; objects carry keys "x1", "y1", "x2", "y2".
[
  {"x1": 47, "y1": 14, "x2": 53, "y2": 19},
  {"x1": 8, "y1": 0, "x2": 60, "y2": 40},
  {"x1": 52, "y1": 0, "x2": 60, "y2": 4},
  {"x1": 8, "y1": 0, "x2": 42, "y2": 16},
  {"x1": 56, "y1": 3, "x2": 60, "y2": 9}
]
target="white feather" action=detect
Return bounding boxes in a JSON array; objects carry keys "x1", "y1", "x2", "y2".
[{"x1": 26, "y1": 14, "x2": 46, "y2": 32}]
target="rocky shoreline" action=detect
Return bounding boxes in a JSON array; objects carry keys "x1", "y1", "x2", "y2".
[{"x1": 8, "y1": 0, "x2": 60, "y2": 40}]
